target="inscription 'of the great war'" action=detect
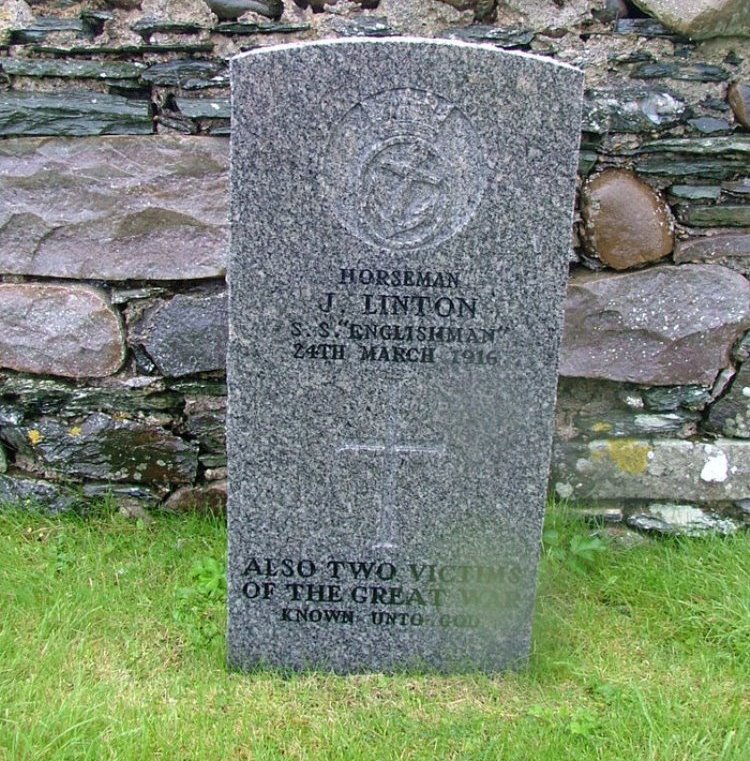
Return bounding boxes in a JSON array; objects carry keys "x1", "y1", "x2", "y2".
[{"x1": 291, "y1": 267, "x2": 507, "y2": 367}]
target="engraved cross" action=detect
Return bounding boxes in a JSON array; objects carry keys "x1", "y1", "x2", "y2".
[{"x1": 337, "y1": 387, "x2": 446, "y2": 551}]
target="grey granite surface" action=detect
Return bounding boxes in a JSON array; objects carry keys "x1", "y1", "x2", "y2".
[{"x1": 227, "y1": 38, "x2": 582, "y2": 672}]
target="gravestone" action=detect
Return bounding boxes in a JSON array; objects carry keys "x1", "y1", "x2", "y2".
[{"x1": 227, "y1": 38, "x2": 583, "y2": 672}]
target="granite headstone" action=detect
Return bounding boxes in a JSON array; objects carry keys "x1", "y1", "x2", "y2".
[{"x1": 227, "y1": 38, "x2": 583, "y2": 672}]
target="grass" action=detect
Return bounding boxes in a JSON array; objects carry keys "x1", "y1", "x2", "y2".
[{"x1": 0, "y1": 502, "x2": 748, "y2": 760}]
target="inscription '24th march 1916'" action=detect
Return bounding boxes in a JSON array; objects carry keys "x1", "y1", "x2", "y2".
[{"x1": 290, "y1": 266, "x2": 508, "y2": 367}]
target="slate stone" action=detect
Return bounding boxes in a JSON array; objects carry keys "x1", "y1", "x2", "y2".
[
  {"x1": 630, "y1": 0, "x2": 750, "y2": 39},
  {"x1": 675, "y1": 204, "x2": 750, "y2": 227},
  {"x1": 1, "y1": 413, "x2": 198, "y2": 485},
  {"x1": 174, "y1": 97, "x2": 230, "y2": 119},
  {"x1": 0, "y1": 136, "x2": 228, "y2": 280},
  {"x1": 641, "y1": 385, "x2": 712, "y2": 411},
  {"x1": 637, "y1": 135, "x2": 750, "y2": 159},
  {"x1": 1, "y1": 59, "x2": 147, "y2": 80},
  {"x1": 552, "y1": 438, "x2": 750, "y2": 503},
  {"x1": 630, "y1": 62, "x2": 729, "y2": 81},
  {"x1": 614, "y1": 17, "x2": 673, "y2": 36},
  {"x1": 0, "y1": 375, "x2": 181, "y2": 419},
  {"x1": 723, "y1": 179, "x2": 750, "y2": 196},
  {"x1": 0, "y1": 284, "x2": 125, "y2": 379},
  {"x1": 31, "y1": 42, "x2": 215, "y2": 55},
  {"x1": 0, "y1": 444, "x2": 7, "y2": 474},
  {"x1": 131, "y1": 19, "x2": 204, "y2": 36},
  {"x1": 140, "y1": 59, "x2": 228, "y2": 89},
  {"x1": 580, "y1": 169, "x2": 674, "y2": 270},
  {"x1": 636, "y1": 160, "x2": 748, "y2": 181},
  {"x1": 183, "y1": 396, "x2": 226, "y2": 455},
  {"x1": 728, "y1": 82, "x2": 750, "y2": 129},
  {"x1": 635, "y1": 135, "x2": 750, "y2": 180},
  {"x1": 0, "y1": 90, "x2": 152, "y2": 137},
  {"x1": 687, "y1": 116, "x2": 731, "y2": 133},
  {"x1": 213, "y1": 21, "x2": 311, "y2": 34},
  {"x1": 134, "y1": 290, "x2": 228, "y2": 377},
  {"x1": 82, "y1": 481, "x2": 161, "y2": 507},
  {"x1": 668, "y1": 184, "x2": 721, "y2": 200},
  {"x1": 0, "y1": 474, "x2": 76, "y2": 513},
  {"x1": 167, "y1": 379, "x2": 227, "y2": 396},
  {"x1": 9, "y1": 16, "x2": 87, "y2": 44},
  {"x1": 227, "y1": 39, "x2": 583, "y2": 673},
  {"x1": 330, "y1": 17, "x2": 395, "y2": 37},
  {"x1": 582, "y1": 86, "x2": 688, "y2": 133},
  {"x1": 706, "y1": 363, "x2": 750, "y2": 437},
  {"x1": 555, "y1": 378, "x2": 701, "y2": 442},
  {"x1": 560, "y1": 265, "x2": 750, "y2": 385},
  {"x1": 440, "y1": 25, "x2": 535, "y2": 48},
  {"x1": 626, "y1": 504, "x2": 739, "y2": 535}
]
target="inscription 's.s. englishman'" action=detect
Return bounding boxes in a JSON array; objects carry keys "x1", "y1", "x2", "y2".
[{"x1": 322, "y1": 87, "x2": 490, "y2": 251}]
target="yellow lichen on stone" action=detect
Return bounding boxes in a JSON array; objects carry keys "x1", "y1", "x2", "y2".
[
  {"x1": 606, "y1": 439, "x2": 652, "y2": 475},
  {"x1": 591, "y1": 421, "x2": 613, "y2": 433},
  {"x1": 69, "y1": 426, "x2": 83, "y2": 437},
  {"x1": 27, "y1": 429, "x2": 43, "y2": 446}
]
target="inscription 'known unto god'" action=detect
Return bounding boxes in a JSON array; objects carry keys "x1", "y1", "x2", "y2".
[{"x1": 227, "y1": 38, "x2": 583, "y2": 672}]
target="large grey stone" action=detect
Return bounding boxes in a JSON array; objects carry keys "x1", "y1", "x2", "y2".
[
  {"x1": 630, "y1": 0, "x2": 750, "y2": 39},
  {"x1": 0, "y1": 284, "x2": 125, "y2": 379},
  {"x1": 0, "y1": 413, "x2": 198, "y2": 486},
  {"x1": 560, "y1": 265, "x2": 750, "y2": 386},
  {"x1": 227, "y1": 40, "x2": 583, "y2": 673},
  {"x1": 133, "y1": 290, "x2": 228, "y2": 377},
  {"x1": 552, "y1": 438, "x2": 750, "y2": 503},
  {"x1": 0, "y1": 136, "x2": 228, "y2": 281}
]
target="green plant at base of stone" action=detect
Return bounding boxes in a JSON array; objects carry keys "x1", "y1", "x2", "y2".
[
  {"x1": 174, "y1": 555, "x2": 227, "y2": 647},
  {"x1": 542, "y1": 508, "x2": 608, "y2": 575}
]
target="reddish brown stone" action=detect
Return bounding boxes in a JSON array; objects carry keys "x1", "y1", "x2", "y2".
[
  {"x1": 581, "y1": 169, "x2": 674, "y2": 271},
  {"x1": 728, "y1": 82, "x2": 750, "y2": 129},
  {"x1": 0, "y1": 284, "x2": 125, "y2": 378},
  {"x1": 560, "y1": 264, "x2": 750, "y2": 385},
  {"x1": 163, "y1": 481, "x2": 227, "y2": 515}
]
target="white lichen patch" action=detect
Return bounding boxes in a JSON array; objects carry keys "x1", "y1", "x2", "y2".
[{"x1": 700, "y1": 445, "x2": 728, "y2": 482}]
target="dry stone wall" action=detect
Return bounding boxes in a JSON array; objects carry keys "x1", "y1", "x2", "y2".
[{"x1": 1, "y1": 0, "x2": 750, "y2": 533}]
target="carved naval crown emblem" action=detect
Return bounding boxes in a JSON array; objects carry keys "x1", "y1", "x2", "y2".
[{"x1": 324, "y1": 88, "x2": 489, "y2": 251}]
